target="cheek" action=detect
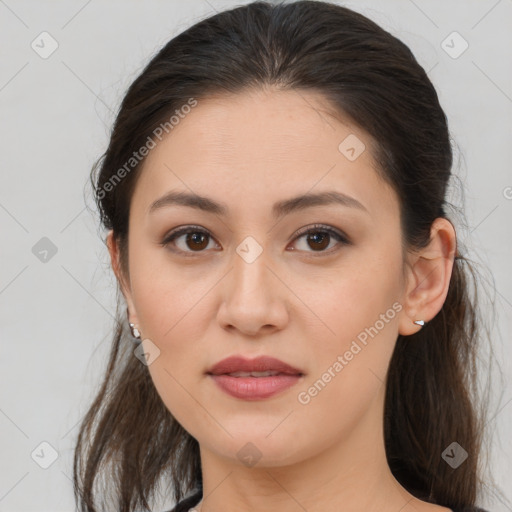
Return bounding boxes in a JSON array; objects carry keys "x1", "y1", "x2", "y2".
[
  {"x1": 128, "y1": 239, "x2": 214, "y2": 341},
  {"x1": 127, "y1": 250, "x2": 216, "y2": 408},
  {"x1": 301, "y1": 257, "x2": 403, "y2": 347},
  {"x1": 291, "y1": 284, "x2": 401, "y2": 454},
  {"x1": 296, "y1": 255, "x2": 403, "y2": 407},
  {"x1": 130, "y1": 267, "x2": 212, "y2": 429}
]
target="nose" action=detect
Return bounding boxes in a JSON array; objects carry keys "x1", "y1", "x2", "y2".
[{"x1": 216, "y1": 243, "x2": 289, "y2": 337}]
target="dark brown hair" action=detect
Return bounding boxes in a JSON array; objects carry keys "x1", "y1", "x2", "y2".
[{"x1": 75, "y1": 1, "x2": 502, "y2": 511}]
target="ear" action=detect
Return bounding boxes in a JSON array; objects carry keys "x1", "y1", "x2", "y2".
[
  {"x1": 398, "y1": 217, "x2": 457, "y2": 336},
  {"x1": 106, "y1": 230, "x2": 139, "y2": 327}
]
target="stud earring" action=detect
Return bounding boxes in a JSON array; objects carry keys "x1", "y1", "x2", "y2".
[
  {"x1": 126, "y1": 308, "x2": 142, "y2": 342},
  {"x1": 129, "y1": 322, "x2": 141, "y2": 340},
  {"x1": 413, "y1": 320, "x2": 425, "y2": 326}
]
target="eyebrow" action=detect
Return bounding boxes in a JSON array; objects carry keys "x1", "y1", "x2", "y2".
[{"x1": 147, "y1": 190, "x2": 369, "y2": 218}]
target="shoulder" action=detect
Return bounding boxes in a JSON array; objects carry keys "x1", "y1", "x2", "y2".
[{"x1": 165, "y1": 490, "x2": 202, "y2": 512}]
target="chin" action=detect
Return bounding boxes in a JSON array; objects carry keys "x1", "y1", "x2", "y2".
[{"x1": 202, "y1": 429, "x2": 312, "y2": 468}]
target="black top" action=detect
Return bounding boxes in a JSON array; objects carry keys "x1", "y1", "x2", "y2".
[{"x1": 166, "y1": 490, "x2": 489, "y2": 512}]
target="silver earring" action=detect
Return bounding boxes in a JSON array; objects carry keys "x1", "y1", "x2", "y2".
[
  {"x1": 126, "y1": 308, "x2": 142, "y2": 341},
  {"x1": 413, "y1": 320, "x2": 425, "y2": 326},
  {"x1": 129, "y1": 322, "x2": 141, "y2": 340}
]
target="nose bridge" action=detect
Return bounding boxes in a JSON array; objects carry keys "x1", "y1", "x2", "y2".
[
  {"x1": 231, "y1": 234, "x2": 271, "y2": 298},
  {"x1": 216, "y1": 232, "x2": 288, "y2": 335}
]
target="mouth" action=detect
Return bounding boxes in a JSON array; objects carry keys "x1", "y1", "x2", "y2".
[
  {"x1": 206, "y1": 355, "x2": 304, "y2": 377},
  {"x1": 217, "y1": 370, "x2": 300, "y2": 377},
  {"x1": 206, "y1": 356, "x2": 304, "y2": 400}
]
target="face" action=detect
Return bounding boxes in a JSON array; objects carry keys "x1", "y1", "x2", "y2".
[{"x1": 116, "y1": 87, "x2": 411, "y2": 467}]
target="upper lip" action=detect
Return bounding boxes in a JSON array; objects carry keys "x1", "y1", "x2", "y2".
[{"x1": 207, "y1": 355, "x2": 304, "y2": 376}]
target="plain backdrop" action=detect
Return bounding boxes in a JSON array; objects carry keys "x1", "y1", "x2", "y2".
[{"x1": 1, "y1": 1, "x2": 511, "y2": 511}]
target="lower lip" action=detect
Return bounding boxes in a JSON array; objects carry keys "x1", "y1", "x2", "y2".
[{"x1": 208, "y1": 374, "x2": 302, "y2": 400}]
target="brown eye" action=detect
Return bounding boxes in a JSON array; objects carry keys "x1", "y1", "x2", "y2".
[
  {"x1": 291, "y1": 224, "x2": 350, "y2": 255},
  {"x1": 161, "y1": 226, "x2": 217, "y2": 254}
]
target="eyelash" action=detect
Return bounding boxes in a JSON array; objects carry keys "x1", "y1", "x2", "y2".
[{"x1": 160, "y1": 223, "x2": 351, "y2": 257}]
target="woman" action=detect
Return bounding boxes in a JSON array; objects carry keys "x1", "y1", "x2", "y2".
[{"x1": 74, "y1": 2, "x2": 501, "y2": 511}]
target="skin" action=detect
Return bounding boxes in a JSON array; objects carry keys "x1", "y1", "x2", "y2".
[{"x1": 107, "y1": 87, "x2": 456, "y2": 512}]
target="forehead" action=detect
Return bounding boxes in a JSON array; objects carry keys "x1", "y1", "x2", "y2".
[{"x1": 133, "y1": 87, "x2": 398, "y2": 221}]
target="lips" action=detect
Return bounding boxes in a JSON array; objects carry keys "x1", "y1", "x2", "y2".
[
  {"x1": 206, "y1": 355, "x2": 304, "y2": 377},
  {"x1": 206, "y1": 356, "x2": 305, "y2": 400}
]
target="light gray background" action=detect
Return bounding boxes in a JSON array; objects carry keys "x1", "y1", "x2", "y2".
[{"x1": 1, "y1": 1, "x2": 511, "y2": 511}]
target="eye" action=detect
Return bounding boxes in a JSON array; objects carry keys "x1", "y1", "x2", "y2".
[
  {"x1": 160, "y1": 225, "x2": 219, "y2": 255},
  {"x1": 289, "y1": 224, "x2": 350, "y2": 255}
]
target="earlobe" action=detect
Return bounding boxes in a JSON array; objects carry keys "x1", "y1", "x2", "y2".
[{"x1": 398, "y1": 218, "x2": 457, "y2": 336}]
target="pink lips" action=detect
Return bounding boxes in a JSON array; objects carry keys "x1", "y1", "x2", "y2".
[{"x1": 206, "y1": 355, "x2": 304, "y2": 401}]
